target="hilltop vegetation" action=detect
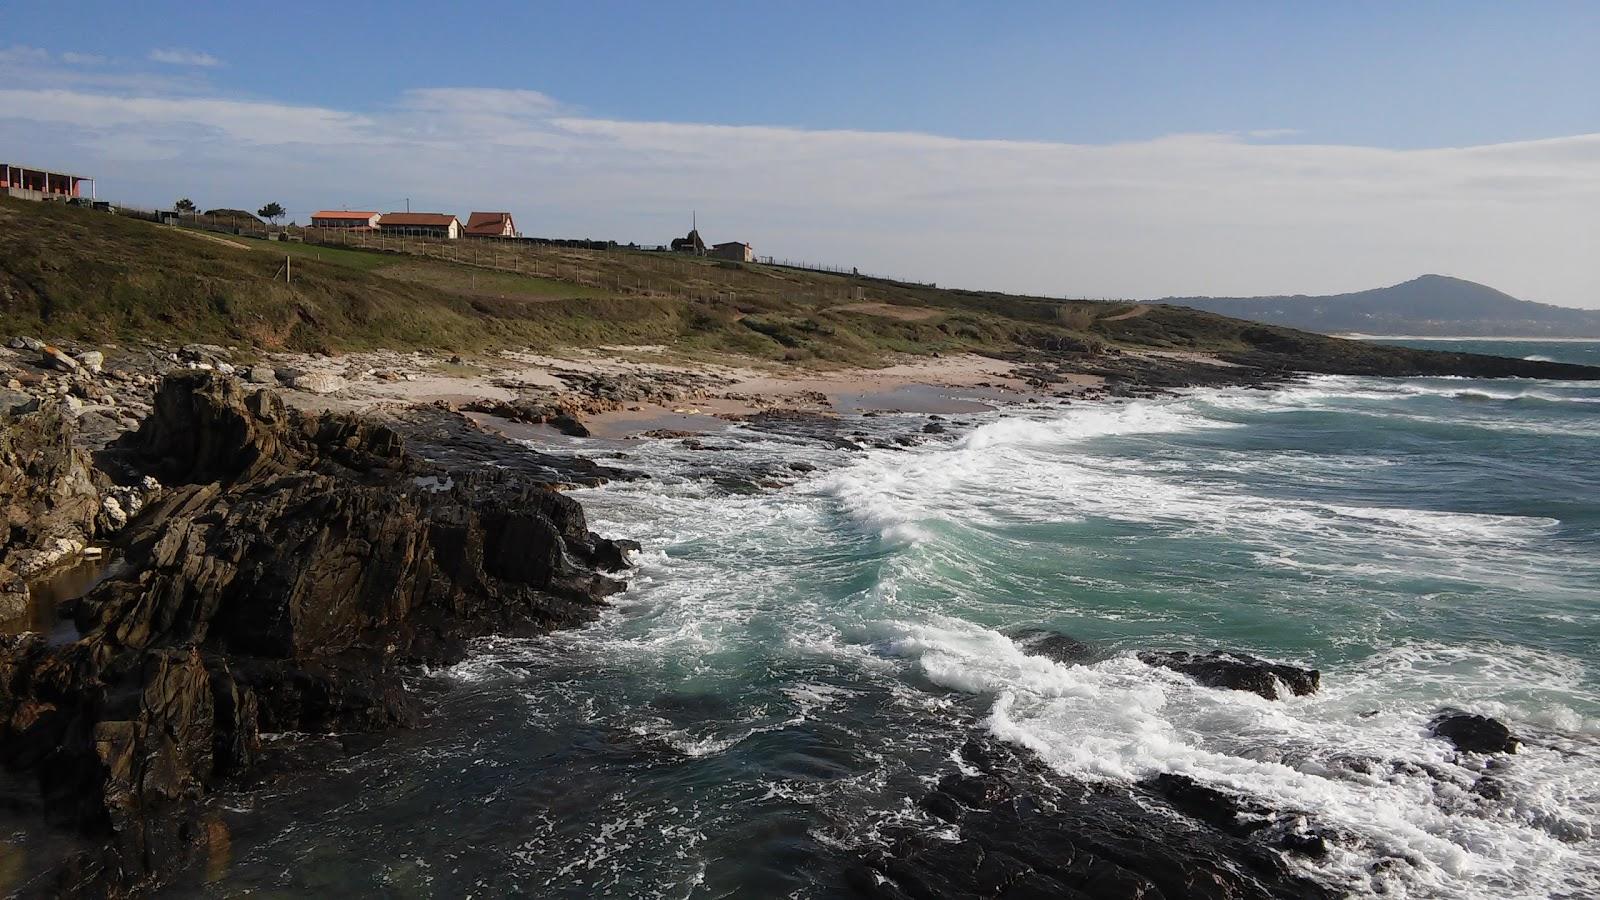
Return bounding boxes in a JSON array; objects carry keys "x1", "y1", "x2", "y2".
[
  {"x1": 0, "y1": 198, "x2": 1210, "y2": 361},
  {"x1": 2, "y1": 198, "x2": 1596, "y2": 382}
]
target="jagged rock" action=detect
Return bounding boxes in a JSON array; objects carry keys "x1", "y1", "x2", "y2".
[
  {"x1": 98, "y1": 495, "x2": 128, "y2": 532},
  {"x1": 1, "y1": 400, "x2": 105, "y2": 581},
  {"x1": 289, "y1": 372, "x2": 346, "y2": 394},
  {"x1": 75, "y1": 350, "x2": 104, "y2": 374},
  {"x1": 0, "y1": 373, "x2": 636, "y2": 893},
  {"x1": 244, "y1": 365, "x2": 275, "y2": 385},
  {"x1": 854, "y1": 738, "x2": 1337, "y2": 900},
  {"x1": 1139, "y1": 649, "x2": 1320, "y2": 700},
  {"x1": 1430, "y1": 710, "x2": 1520, "y2": 754},
  {"x1": 0, "y1": 564, "x2": 26, "y2": 622},
  {"x1": 11, "y1": 335, "x2": 45, "y2": 352},
  {"x1": 0, "y1": 388, "x2": 37, "y2": 415},
  {"x1": 465, "y1": 398, "x2": 592, "y2": 437}
]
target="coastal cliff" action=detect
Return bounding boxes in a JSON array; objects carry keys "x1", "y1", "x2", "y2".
[{"x1": 0, "y1": 373, "x2": 635, "y2": 894}]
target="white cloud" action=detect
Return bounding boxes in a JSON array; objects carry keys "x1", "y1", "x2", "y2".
[
  {"x1": 0, "y1": 45, "x2": 51, "y2": 65},
  {"x1": 148, "y1": 48, "x2": 221, "y2": 67},
  {"x1": 0, "y1": 83, "x2": 1596, "y2": 307}
]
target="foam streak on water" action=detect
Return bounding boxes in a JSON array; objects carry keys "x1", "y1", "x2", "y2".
[{"x1": 198, "y1": 345, "x2": 1600, "y2": 900}]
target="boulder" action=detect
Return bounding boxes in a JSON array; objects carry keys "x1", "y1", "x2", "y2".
[
  {"x1": 289, "y1": 372, "x2": 346, "y2": 395},
  {"x1": 0, "y1": 388, "x2": 38, "y2": 416},
  {"x1": 74, "y1": 350, "x2": 104, "y2": 374},
  {"x1": 1139, "y1": 649, "x2": 1320, "y2": 700},
  {"x1": 1430, "y1": 711, "x2": 1520, "y2": 754},
  {"x1": 42, "y1": 345, "x2": 80, "y2": 372},
  {"x1": 1013, "y1": 628, "x2": 1097, "y2": 665},
  {"x1": 9, "y1": 336, "x2": 45, "y2": 352},
  {"x1": 244, "y1": 366, "x2": 275, "y2": 385}
]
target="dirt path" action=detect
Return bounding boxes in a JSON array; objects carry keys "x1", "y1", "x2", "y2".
[
  {"x1": 1099, "y1": 304, "x2": 1152, "y2": 322},
  {"x1": 834, "y1": 302, "x2": 945, "y2": 321}
]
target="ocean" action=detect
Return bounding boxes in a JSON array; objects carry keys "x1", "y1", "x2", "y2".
[{"x1": 188, "y1": 340, "x2": 1600, "y2": 899}]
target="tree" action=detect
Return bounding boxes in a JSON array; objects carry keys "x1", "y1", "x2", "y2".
[
  {"x1": 258, "y1": 202, "x2": 286, "y2": 225},
  {"x1": 174, "y1": 198, "x2": 196, "y2": 214}
]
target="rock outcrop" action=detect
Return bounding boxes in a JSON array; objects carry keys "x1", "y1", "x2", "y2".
[
  {"x1": 0, "y1": 401, "x2": 110, "y2": 624},
  {"x1": 852, "y1": 738, "x2": 1337, "y2": 900},
  {"x1": 1139, "y1": 649, "x2": 1320, "y2": 700},
  {"x1": 1429, "y1": 710, "x2": 1521, "y2": 755},
  {"x1": 0, "y1": 372, "x2": 635, "y2": 894}
]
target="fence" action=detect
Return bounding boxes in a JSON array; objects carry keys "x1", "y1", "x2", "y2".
[{"x1": 86, "y1": 201, "x2": 955, "y2": 304}]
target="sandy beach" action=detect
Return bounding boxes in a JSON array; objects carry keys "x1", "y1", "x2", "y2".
[{"x1": 262, "y1": 345, "x2": 1117, "y2": 439}]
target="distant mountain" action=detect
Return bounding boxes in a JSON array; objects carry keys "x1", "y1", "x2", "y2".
[{"x1": 1162, "y1": 275, "x2": 1600, "y2": 337}]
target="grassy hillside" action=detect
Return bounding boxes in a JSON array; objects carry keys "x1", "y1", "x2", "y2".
[
  {"x1": 3, "y1": 198, "x2": 1597, "y2": 381},
  {"x1": 0, "y1": 198, "x2": 1210, "y2": 362}
]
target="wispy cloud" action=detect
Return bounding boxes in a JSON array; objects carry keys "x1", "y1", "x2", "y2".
[
  {"x1": 0, "y1": 45, "x2": 51, "y2": 65},
  {"x1": 0, "y1": 81, "x2": 1596, "y2": 307},
  {"x1": 60, "y1": 51, "x2": 108, "y2": 65},
  {"x1": 148, "y1": 48, "x2": 221, "y2": 68}
]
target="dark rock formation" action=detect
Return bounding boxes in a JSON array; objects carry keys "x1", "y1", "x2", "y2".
[
  {"x1": 0, "y1": 372, "x2": 635, "y2": 894},
  {"x1": 1429, "y1": 710, "x2": 1521, "y2": 755},
  {"x1": 1012, "y1": 628, "x2": 1098, "y2": 665},
  {"x1": 1139, "y1": 650, "x2": 1319, "y2": 700},
  {"x1": 851, "y1": 738, "x2": 1337, "y2": 900}
]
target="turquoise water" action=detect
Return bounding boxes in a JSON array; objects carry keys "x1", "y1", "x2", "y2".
[{"x1": 194, "y1": 343, "x2": 1600, "y2": 899}]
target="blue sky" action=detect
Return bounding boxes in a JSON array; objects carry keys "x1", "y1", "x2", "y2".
[{"x1": 3, "y1": 2, "x2": 1598, "y2": 305}]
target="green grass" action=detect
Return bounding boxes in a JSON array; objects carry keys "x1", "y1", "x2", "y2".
[
  {"x1": 1, "y1": 196, "x2": 1485, "y2": 377},
  {"x1": 253, "y1": 239, "x2": 398, "y2": 272}
]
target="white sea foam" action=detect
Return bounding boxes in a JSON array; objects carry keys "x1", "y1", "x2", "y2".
[{"x1": 869, "y1": 617, "x2": 1600, "y2": 898}]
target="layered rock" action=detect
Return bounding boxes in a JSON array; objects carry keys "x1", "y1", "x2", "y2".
[
  {"x1": 0, "y1": 401, "x2": 111, "y2": 624},
  {"x1": 0, "y1": 372, "x2": 635, "y2": 894}
]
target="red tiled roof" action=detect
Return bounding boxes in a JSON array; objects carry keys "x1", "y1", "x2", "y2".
[
  {"x1": 311, "y1": 210, "x2": 377, "y2": 219},
  {"x1": 380, "y1": 213, "x2": 458, "y2": 227},
  {"x1": 464, "y1": 211, "x2": 513, "y2": 235}
]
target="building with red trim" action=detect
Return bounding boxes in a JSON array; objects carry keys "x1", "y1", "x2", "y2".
[{"x1": 2, "y1": 161, "x2": 94, "y2": 201}]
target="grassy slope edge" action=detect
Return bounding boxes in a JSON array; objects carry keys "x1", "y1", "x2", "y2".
[{"x1": 2, "y1": 198, "x2": 1596, "y2": 381}]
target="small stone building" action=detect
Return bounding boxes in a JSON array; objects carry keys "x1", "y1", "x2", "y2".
[{"x1": 709, "y1": 241, "x2": 753, "y2": 263}]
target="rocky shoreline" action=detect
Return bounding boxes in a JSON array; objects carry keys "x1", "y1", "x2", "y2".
[
  {"x1": 0, "y1": 334, "x2": 1587, "y2": 896},
  {"x1": 1, "y1": 372, "x2": 636, "y2": 895}
]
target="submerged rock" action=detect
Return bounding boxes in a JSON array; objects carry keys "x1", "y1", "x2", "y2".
[
  {"x1": 1429, "y1": 710, "x2": 1520, "y2": 754},
  {"x1": 853, "y1": 738, "x2": 1337, "y2": 900},
  {"x1": 1139, "y1": 649, "x2": 1320, "y2": 700},
  {"x1": 1012, "y1": 628, "x2": 1098, "y2": 665}
]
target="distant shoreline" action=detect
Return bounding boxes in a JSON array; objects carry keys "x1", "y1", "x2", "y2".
[{"x1": 1340, "y1": 334, "x2": 1600, "y2": 342}]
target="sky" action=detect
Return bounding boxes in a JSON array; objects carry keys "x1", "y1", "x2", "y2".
[{"x1": 2, "y1": 1, "x2": 1598, "y2": 306}]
